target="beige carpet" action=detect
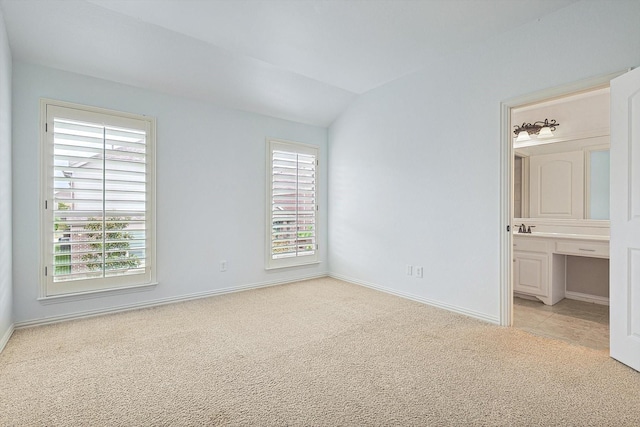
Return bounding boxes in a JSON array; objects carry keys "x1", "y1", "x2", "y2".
[{"x1": 1, "y1": 277, "x2": 639, "y2": 426}]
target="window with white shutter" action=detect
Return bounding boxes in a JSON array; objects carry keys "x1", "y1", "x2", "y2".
[
  {"x1": 267, "y1": 139, "x2": 319, "y2": 269},
  {"x1": 41, "y1": 100, "x2": 156, "y2": 297}
]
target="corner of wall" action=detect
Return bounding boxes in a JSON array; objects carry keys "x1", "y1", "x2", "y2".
[
  {"x1": 0, "y1": 324, "x2": 14, "y2": 353},
  {"x1": 0, "y1": 5, "x2": 14, "y2": 353}
]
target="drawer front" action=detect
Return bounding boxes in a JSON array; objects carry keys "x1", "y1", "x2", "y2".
[
  {"x1": 555, "y1": 240, "x2": 609, "y2": 258},
  {"x1": 513, "y1": 237, "x2": 549, "y2": 253}
]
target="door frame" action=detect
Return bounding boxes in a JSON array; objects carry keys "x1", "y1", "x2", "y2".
[{"x1": 499, "y1": 70, "x2": 627, "y2": 327}]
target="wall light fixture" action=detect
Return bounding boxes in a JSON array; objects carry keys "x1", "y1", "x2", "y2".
[{"x1": 513, "y1": 119, "x2": 560, "y2": 142}]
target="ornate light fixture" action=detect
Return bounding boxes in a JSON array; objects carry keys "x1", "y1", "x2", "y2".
[{"x1": 513, "y1": 118, "x2": 560, "y2": 142}]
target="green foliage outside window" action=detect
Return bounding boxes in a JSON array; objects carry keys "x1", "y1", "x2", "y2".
[
  {"x1": 54, "y1": 202, "x2": 71, "y2": 275},
  {"x1": 81, "y1": 217, "x2": 140, "y2": 271}
]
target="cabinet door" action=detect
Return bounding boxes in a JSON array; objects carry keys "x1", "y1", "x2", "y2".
[
  {"x1": 529, "y1": 151, "x2": 584, "y2": 218},
  {"x1": 514, "y1": 251, "x2": 549, "y2": 297}
]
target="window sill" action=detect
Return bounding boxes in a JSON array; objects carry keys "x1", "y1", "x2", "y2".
[
  {"x1": 265, "y1": 261, "x2": 321, "y2": 271},
  {"x1": 38, "y1": 282, "x2": 158, "y2": 305}
]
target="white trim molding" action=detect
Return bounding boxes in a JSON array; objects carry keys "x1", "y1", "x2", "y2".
[
  {"x1": 15, "y1": 273, "x2": 329, "y2": 329},
  {"x1": 37, "y1": 282, "x2": 158, "y2": 305},
  {"x1": 565, "y1": 291, "x2": 609, "y2": 306},
  {"x1": 330, "y1": 273, "x2": 500, "y2": 325},
  {"x1": 0, "y1": 324, "x2": 15, "y2": 353},
  {"x1": 500, "y1": 99, "x2": 513, "y2": 327}
]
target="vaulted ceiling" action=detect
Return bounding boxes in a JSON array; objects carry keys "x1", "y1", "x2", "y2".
[{"x1": 0, "y1": 0, "x2": 578, "y2": 126}]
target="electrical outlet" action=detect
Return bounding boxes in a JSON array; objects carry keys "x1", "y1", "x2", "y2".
[
  {"x1": 407, "y1": 265, "x2": 413, "y2": 276},
  {"x1": 220, "y1": 260, "x2": 227, "y2": 272},
  {"x1": 415, "y1": 266, "x2": 423, "y2": 278}
]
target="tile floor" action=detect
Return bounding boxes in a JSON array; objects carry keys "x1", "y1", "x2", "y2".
[{"x1": 513, "y1": 296, "x2": 609, "y2": 351}]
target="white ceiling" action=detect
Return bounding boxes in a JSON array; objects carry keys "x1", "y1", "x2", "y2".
[{"x1": 0, "y1": 0, "x2": 578, "y2": 126}]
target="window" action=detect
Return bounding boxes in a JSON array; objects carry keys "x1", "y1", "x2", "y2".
[
  {"x1": 41, "y1": 100, "x2": 156, "y2": 297},
  {"x1": 266, "y1": 139, "x2": 318, "y2": 269}
]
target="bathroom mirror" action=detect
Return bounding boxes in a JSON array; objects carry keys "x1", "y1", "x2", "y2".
[
  {"x1": 514, "y1": 138, "x2": 610, "y2": 221},
  {"x1": 588, "y1": 149, "x2": 610, "y2": 220}
]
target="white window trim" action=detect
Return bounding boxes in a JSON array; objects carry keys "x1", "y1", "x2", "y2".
[
  {"x1": 39, "y1": 99, "x2": 157, "y2": 299},
  {"x1": 265, "y1": 138, "x2": 319, "y2": 270}
]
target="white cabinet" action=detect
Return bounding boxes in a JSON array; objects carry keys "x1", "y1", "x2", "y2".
[
  {"x1": 513, "y1": 236, "x2": 565, "y2": 305},
  {"x1": 514, "y1": 251, "x2": 549, "y2": 297},
  {"x1": 529, "y1": 151, "x2": 584, "y2": 219},
  {"x1": 513, "y1": 233, "x2": 610, "y2": 305}
]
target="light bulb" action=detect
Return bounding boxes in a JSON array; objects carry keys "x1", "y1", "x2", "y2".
[
  {"x1": 537, "y1": 126, "x2": 554, "y2": 138},
  {"x1": 515, "y1": 130, "x2": 531, "y2": 142}
]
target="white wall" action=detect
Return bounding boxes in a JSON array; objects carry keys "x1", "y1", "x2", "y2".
[
  {"x1": 0, "y1": 8, "x2": 13, "y2": 348},
  {"x1": 328, "y1": 0, "x2": 640, "y2": 322},
  {"x1": 12, "y1": 63, "x2": 328, "y2": 324}
]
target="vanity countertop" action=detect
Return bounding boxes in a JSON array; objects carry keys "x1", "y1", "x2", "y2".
[{"x1": 513, "y1": 231, "x2": 609, "y2": 241}]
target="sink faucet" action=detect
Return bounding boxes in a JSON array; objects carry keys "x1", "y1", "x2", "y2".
[{"x1": 517, "y1": 224, "x2": 536, "y2": 233}]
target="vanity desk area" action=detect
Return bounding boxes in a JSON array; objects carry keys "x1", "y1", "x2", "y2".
[{"x1": 512, "y1": 221, "x2": 609, "y2": 306}]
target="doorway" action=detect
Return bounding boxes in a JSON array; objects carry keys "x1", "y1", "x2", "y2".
[{"x1": 499, "y1": 72, "x2": 625, "y2": 347}]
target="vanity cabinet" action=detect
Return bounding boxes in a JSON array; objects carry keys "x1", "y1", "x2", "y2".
[
  {"x1": 513, "y1": 233, "x2": 609, "y2": 305},
  {"x1": 514, "y1": 251, "x2": 549, "y2": 297},
  {"x1": 513, "y1": 236, "x2": 564, "y2": 305},
  {"x1": 513, "y1": 236, "x2": 566, "y2": 305}
]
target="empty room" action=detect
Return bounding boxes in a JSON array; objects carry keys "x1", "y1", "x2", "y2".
[{"x1": 1, "y1": 0, "x2": 640, "y2": 425}]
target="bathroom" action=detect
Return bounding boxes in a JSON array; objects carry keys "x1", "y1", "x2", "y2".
[{"x1": 511, "y1": 86, "x2": 610, "y2": 350}]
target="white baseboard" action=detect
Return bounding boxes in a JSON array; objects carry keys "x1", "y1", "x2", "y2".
[
  {"x1": 565, "y1": 290, "x2": 609, "y2": 306},
  {"x1": 330, "y1": 273, "x2": 500, "y2": 325},
  {"x1": 0, "y1": 323, "x2": 15, "y2": 353},
  {"x1": 15, "y1": 272, "x2": 329, "y2": 329},
  {"x1": 513, "y1": 292, "x2": 540, "y2": 302},
  {"x1": 14, "y1": 272, "x2": 502, "y2": 330}
]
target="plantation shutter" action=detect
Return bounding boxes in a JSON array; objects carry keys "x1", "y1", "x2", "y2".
[
  {"x1": 268, "y1": 140, "x2": 318, "y2": 268},
  {"x1": 44, "y1": 103, "x2": 154, "y2": 296}
]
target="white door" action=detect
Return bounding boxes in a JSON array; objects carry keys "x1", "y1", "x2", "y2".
[{"x1": 610, "y1": 67, "x2": 640, "y2": 372}]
